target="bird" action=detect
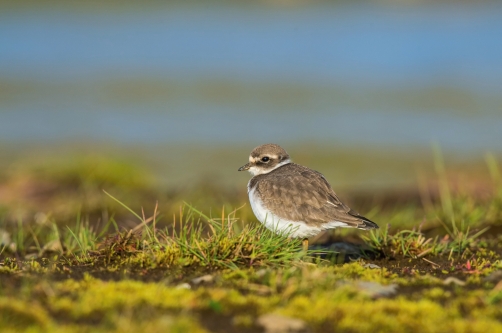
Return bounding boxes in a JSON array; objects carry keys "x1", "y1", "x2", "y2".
[{"x1": 238, "y1": 143, "x2": 379, "y2": 252}]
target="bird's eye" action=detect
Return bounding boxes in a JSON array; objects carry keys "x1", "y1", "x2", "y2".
[{"x1": 261, "y1": 156, "x2": 270, "y2": 162}]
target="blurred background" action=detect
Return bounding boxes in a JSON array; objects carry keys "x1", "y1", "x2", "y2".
[{"x1": 1, "y1": 0, "x2": 501, "y2": 226}]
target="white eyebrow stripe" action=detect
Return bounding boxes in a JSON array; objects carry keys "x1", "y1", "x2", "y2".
[{"x1": 247, "y1": 159, "x2": 291, "y2": 176}]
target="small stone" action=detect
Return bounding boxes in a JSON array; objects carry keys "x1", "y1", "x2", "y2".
[
  {"x1": 257, "y1": 314, "x2": 309, "y2": 333},
  {"x1": 24, "y1": 253, "x2": 38, "y2": 260},
  {"x1": 356, "y1": 281, "x2": 398, "y2": 298},
  {"x1": 483, "y1": 270, "x2": 502, "y2": 283},
  {"x1": 364, "y1": 264, "x2": 381, "y2": 269},
  {"x1": 42, "y1": 240, "x2": 63, "y2": 254},
  {"x1": 442, "y1": 277, "x2": 466, "y2": 286},
  {"x1": 255, "y1": 269, "x2": 268, "y2": 278},
  {"x1": 34, "y1": 212, "x2": 49, "y2": 225},
  {"x1": 191, "y1": 274, "x2": 214, "y2": 285},
  {"x1": 0, "y1": 229, "x2": 11, "y2": 246},
  {"x1": 175, "y1": 283, "x2": 191, "y2": 290},
  {"x1": 494, "y1": 280, "x2": 502, "y2": 292}
]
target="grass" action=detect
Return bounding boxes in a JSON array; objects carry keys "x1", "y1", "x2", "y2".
[{"x1": 0, "y1": 151, "x2": 502, "y2": 332}]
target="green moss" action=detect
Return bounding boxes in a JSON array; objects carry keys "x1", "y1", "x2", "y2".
[
  {"x1": 280, "y1": 293, "x2": 502, "y2": 332},
  {"x1": 1, "y1": 154, "x2": 502, "y2": 332},
  {"x1": 0, "y1": 298, "x2": 50, "y2": 330},
  {"x1": 2, "y1": 265, "x2": 502, "y2": 333},
  {"x1": 423, "y1": 287, "x2": 452, "y2": 300}
]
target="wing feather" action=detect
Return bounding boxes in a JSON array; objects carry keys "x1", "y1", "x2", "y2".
[{"x1": 256, "y1": 165, "x2": 378, "y2": 230}]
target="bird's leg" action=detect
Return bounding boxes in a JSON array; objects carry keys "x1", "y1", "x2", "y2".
[{"x1": 302, "y1": 238, "x2": 309, "y2": 252}]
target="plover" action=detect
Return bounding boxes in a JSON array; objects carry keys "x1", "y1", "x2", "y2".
[{"x1": 238, "y1": 143, "x2": 379, "y2": 251}]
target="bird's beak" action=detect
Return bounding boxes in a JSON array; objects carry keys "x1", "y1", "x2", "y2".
[{"x1": 238, "y1": 163, "x2": 251, "y2": 171}]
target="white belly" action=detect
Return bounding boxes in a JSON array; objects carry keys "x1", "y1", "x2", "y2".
[{"x1": 248, "y1": 185, "x2": 323, "y2": 238}]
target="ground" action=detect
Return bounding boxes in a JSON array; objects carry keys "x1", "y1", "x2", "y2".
[{"x1": 1, "y1": 154, "x2": 502, "y2": 332}]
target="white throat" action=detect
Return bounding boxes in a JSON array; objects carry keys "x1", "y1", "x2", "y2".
[{"x1": 248, "y1": 159, "x2": 291, "y2": 176}]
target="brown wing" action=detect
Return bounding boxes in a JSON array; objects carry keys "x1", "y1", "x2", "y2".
[{"x1": 256, "y1": 164, "x2": 378, "y2": 230}]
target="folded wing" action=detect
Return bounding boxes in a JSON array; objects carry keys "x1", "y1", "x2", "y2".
[{"x1": 257, "y1": 167, "x2": 379, "y2": 230}]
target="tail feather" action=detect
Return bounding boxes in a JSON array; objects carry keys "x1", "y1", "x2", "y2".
[
  {"x1": 347, "y1": 209, "x2": 380, "y2": 230},
  {"x1": 349, "y1": 211, "x2": 379, "y2": 230},
  {"x1": 358, "y1": 218, "x2": 379, "y2": 230}
]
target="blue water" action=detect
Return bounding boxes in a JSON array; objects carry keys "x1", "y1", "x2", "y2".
[{"x1": 1, "y1": 4, "x2": 501, "y2": 152}]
